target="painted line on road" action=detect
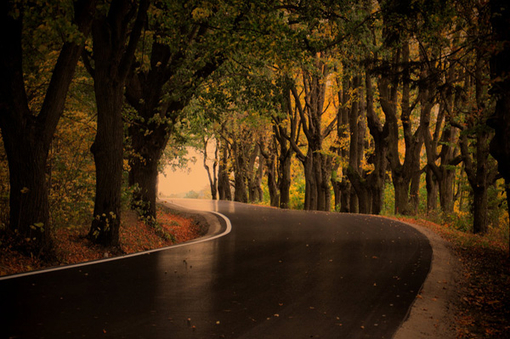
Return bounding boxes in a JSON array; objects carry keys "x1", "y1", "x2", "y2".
[{"x1": 0, "y1": 210, "x2": 232, "y2": 281}]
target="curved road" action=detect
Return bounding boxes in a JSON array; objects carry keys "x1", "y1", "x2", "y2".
[{"x1": 0, "y1": 199, "x2": 431, "y2": 338}]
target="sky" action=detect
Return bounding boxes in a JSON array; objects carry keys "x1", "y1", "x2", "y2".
[{"x1": 157, "y1": 147, "x2": 210, "y2": 196}]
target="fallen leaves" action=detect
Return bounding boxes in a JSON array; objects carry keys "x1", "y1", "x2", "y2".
[
  {"x1": 0, "y1": 208, "x2": 202, "y2": 276},
  {"x1": 390, "y1": 215, "x2": 510, "y2": 339}
]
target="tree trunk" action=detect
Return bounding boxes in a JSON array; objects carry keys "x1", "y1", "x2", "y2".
[
  {"x1": 89, "y1": 78, "x2": 124, "y2": 246},
  {"x1": 438, "y1": 169, "x2": 456, "y2": 214},
  {"x1": 425, "y1": 166, "x2": 438, "y2": 213},
  {"x1": 303, "y1": 154, "x2": 317, "y2": 210},
  {"x1": 255, "y1": 155, "x2": 264, "y2": 202},
  {"x1": 488, "y1": 0, "x2": 510, "y2": 250},
  {"x1": 232, "y1": 140, "x2": 248, "y2": 203},
  {"x1": 88, "y1": 0, "x2": 149, "y2": 247},
  {"x1": 379, "y1": 43, "x2": 423, "y2": 216},
  {"x1": 124, "y1": 18, "x2": 223, "y2": 212},
  {"x1": 0, "y1": 0, "x2": 95, "y2": 256},
  {"x1": 347, "y1": 167, "x2": 370, "y2": 214},
  {"x1": 393, "y1": 176, "x2": 409, "y2": 215},
  {"x1": 290, "y1": 59, "x2": 331, "y2": 212},
  {"x1": 218, "y1": 139, "x2": 232, "y2": 201},
  {"x1": 202, "y1": 137, "x2": 218, "y2": 200},
  {"x1": 460, "y1": 117, "x2": 492, "y2": 235},
  {"x1": 211, "y1": 141, "x2": 219, "y2": 200},
  {"x1": 473, "y1": 130, "x2": 491, "y2": 234},
  {"x1": 247, "y1": 144, "x2": 261, "y2": 203},
  {"x1": 321, "y1": 154, "x2": 333, "y2": 212},
  {"x1": 279, "y1": 149, "x2": 292, "y2": 209},
  {"x1": 266, "y1": 152, "x2": 279, "y2": 207},
  {"x1": 410, "y1": 168, "x2": 422, "y2": 214},
  {"x1": 4, "y1": 140, "x2": 52, "y2": 255},
  {"x1": 472, "y1": 185, "x2": 488, "y2": 234},
  {"x1": 126, "y1": 102, "x2": 171, "y2": 220},
  {"x1": 129, "y1": 153, "x2": 159, "y2": 221}
]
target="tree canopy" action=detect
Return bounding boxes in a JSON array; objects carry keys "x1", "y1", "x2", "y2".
[{"x1": 0, "y1": 0, "x2": 508, "y2": 256}]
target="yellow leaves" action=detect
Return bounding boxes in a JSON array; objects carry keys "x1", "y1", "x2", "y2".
[
  {"x1": 29, "y1": 222, "x2": 45, "y2": 233},
  {"x1": 191, "y1": 7, "x2": 211, "y2": 21},
  {"x1": 123, "y1": 158, "x2": 131, "y2": 171}
]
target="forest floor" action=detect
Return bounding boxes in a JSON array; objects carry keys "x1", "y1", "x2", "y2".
[
  {"x1": 392, "y1": 216, "x2": 509, "y2": 339},
  {"x1": 1, "y1": 206, "x2": 509, "y2": 338},
  {"x1": 0, "y1": 205, "x2": 206, "y2": 277}
]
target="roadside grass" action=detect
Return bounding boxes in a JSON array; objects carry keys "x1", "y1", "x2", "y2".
[
  {"x1": 390, "y1": 214, "x2": 510, "y2": 338},
  {"x1": 0, "y1": 206, "x2": 202, "y2": 277}
]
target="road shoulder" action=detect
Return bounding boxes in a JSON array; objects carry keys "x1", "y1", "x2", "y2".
[{"x1": 393, "y1": 220, "x2": 460, "y2": 339}]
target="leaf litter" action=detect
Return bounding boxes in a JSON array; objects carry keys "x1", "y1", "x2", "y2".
[{"x1": 0, "y1": 207, "x2": 202, "y2": 276}]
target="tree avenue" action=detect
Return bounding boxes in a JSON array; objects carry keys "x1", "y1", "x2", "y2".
[{"x1": 0, "y1": 0, "x2": 508, "y2": 255}]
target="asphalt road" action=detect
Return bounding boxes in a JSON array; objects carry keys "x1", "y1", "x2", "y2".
[{"x1": 0, "y1": 199, "x2": 432, "y2": 339}]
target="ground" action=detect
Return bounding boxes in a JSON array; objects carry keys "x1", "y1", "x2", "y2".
[
  {"x1": 0, "y1": 205, "x2": 205, "y2": 276},
  {"x1": 1, "y1": 206, "x2": 508, "y2": 338},
  {"x1": 393, "y1": 216, "x2": 509, "y2": 339}
]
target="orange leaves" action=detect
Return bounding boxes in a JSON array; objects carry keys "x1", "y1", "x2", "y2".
[
  {"x1": 156, "y1": 210, "x2": 199, "y2": 244},
  {"x1": 0, "y1": 208, "x2": 201, "y2": 276}
]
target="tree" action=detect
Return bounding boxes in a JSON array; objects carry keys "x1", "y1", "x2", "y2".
[
  {"x1": 270, "y1": 75, "x2": 300, "y2": 209},
  {"x1": 0, "y1": 0, "x2": 96, "y2": 256},
  {"x1": 364, "y1": 69, "x2": 388, "y2": 215},
  {"x1": 201, "y1": 135, "x2": 218, "y2": 200},
  {"x1": 84, "y1": 0, "x2": 149, "y2": 246},
  {"x1": 488, "y1": 0, "x2": 510, "y2": 245},
  {"x1": 288, "y1": 58, "x2": 336, "y2": 211},
  {"x1": 420, "y1": 49, "x2": 463, "y2": 215},
  {"x1": 124, "y1": 0, "x2": 222, "y2": 219}
]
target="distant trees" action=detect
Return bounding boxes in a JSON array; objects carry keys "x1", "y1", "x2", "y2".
[{"x1": 191, "y1": 0, "x2": 507, "y2": 236}]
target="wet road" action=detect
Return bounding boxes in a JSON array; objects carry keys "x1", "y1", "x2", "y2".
[{"x1": 0, "y1": 199, "x2": 431, "y2": 339}]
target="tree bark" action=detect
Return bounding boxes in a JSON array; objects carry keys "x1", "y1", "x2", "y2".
[
  {"x1": 332, "y1": 76, "x2": 352, "y2": 212},
  {"x1": 217, "y1": 138, "x2": 232, "y2": 201},
  {"x1": 202, "y1": 137, "x2": 218, "y2": 200},
  {"x1": 232, "y1": 139, "x2": 248, "y2": 203},
  {"x1": 278, "y1": 148, "x2": 292, "y2": 209},
  {"x1": 273, "y1": 92, "x2": 296, "y2": 209},
  {"x1": 88, "y1": 0, "x2": 149, "y2": 246},
  {"x1": 425, "y1": 166, "x2": 438, "y2": 213},
  {"x1": 289, "y1": 60, "x2": 332, "y2": 211},
  {"x1": 378, "y1": 43, "x2": 423, "y2": 215},
  {"x1": 365, "y1": 70, "x2": 387, "y2": 215},
  {"x1": 247, "y1": 144, "x2": 262, "y2": 203},
  {"x1": 0, "y1": 0, "x2": 95, "y2": 256},
  {"x1": 488, "y1": 0, "x2": 510, "y2": 249},
  {"x1": 260, "y1": 140, "x2": 279, "y2": 207}
]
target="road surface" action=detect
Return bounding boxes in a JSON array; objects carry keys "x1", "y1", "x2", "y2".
[{"x1": 0, "y1": 199, "x2": 432, "y2": 338}]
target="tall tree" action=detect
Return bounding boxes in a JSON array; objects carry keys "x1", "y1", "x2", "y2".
[
  {"x1": 124, "y1": 0, "x2": 226, "y2": 220},
  {"x1": 488, "y1": 0, "x2": 510, "y2": 244},
  {"x1": 84, "y1": 0, "x2": 149, "y2": 246},
  {"x1": 201, "y1": 135, "x2": 218, "y2": 200},
  {"x1": 288, "y1": 58, "x2": 336, "y2": 211},
  {"x1": 421, "y1": 55, "x2": 461, "y2": 215},
  {"x1": 272, "y1": 75, "x2": 300, "y2": 209},
  {"x1": 364, "y1": 69, "x2": 388, "y2": 215},
  {"x1": 332, "y1": 75, "x2": 352, "y2": 212},
  {"x1": 0, "y1": 0, "x2": 96, "y2": 256}
]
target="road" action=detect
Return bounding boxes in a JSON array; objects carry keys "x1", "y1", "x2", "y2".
[{"x1": 0, "y1": 199, "x2": 432, "y2": 339}]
